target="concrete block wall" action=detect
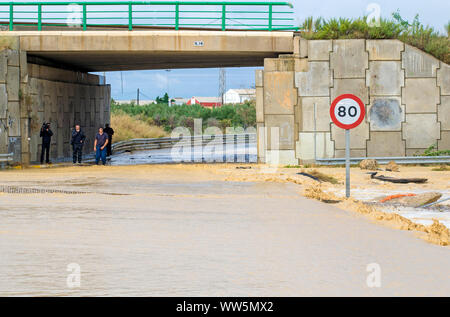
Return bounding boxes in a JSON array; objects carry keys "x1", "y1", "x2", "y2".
[
  {"x1": 0, "y1": 36, "x2": 110, "y2": 164},
  {"x1": 257, "y1": 38, "x2": 450, "y2": 164}
]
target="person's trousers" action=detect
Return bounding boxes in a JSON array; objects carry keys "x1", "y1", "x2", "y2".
[
  {"x1": 73, "y1": 144, "x2": 83, "y2": 163},
  {"x1": 107, "y1": 138, "x2": 113, "y2": 156},
  {"x1": 95, "y1": 146, "x2": 107, "y2": 165},
  {"x1": 40, "y1": 142, "x2": 50, "y2": 164}
]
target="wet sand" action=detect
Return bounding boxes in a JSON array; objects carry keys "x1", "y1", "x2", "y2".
[{"x1": 0, "y1": 164, "x2": 449, "y2": 296}]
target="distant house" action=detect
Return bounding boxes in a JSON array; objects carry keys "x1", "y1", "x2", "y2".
[
  {"x1": 115, "y1": 99, "x2": 156, "y2": 105},
  {"x1": 172, "y1": 97, "x2": 189, "y2": 105},
  {"x1": 187, "y1": 96, "x2": 222, "y2": 108},
  {"x1": 223, "y1": 89, "x2": 256, "y2": 104}
]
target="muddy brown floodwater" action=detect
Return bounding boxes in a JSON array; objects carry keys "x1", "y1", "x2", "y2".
[{"x1": 0, "y1": 164, "x2": 449, "y2": 296}]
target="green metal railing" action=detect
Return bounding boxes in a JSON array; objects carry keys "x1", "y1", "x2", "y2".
[{"x1": 0, "y1": 1, "x2": 298, "y2": 31}]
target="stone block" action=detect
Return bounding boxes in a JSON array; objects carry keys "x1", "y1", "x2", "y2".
[
  {"x1": 6, "y1": 66, "x2": 19, "y2": 101},
  {"x1": 255, "y1": 69, "x2": 263, "y2": 87},
  {"x1": 368, "y1": 98, "x2": 404, "y2": 131},
  {"x1": 437, "y1": 62, "x2": 450, "y2": 95},
  {"x1": 335, "y1": 149, "x2": 367, "y2": 158},
  {"x1": 300, "y1": 97, "x2": 331, "y2": 132},
  {"x1": 0, "y1": 83, "x2": 6, "y2": 118},
  {"x1": 331, "y1": 120, "x2": 369, "y2": 149},
  {"x1": 295, "y1": 62, "x2": 331, "y2": 97},
  {"x1": 299, "y1": 38, "x2": 308, "y2": 58},
  {"x1": 330, "y1": 39, "x2": 368, "y2": 78},
  {"x1": 0, "y1": 119, "x2": 7, "y2": 153},
  {"x1": 438, "y1": 131, "x2": 450, "y2": 151},
  {"x1": 308, "y1": 40, "x2": 332, "y2": 61},
  {"x1": 402, "y1": 78, "x2": 439, "y2": 113},
  {"x1": 0, "y1": 52, "x2": 6, "y2": 83},
  {"x1": 264, "y1": 115, "x2": 295, "y2": 150},
  {"x1": 367, "y1": 132, "x2": 405, "y2": 157},
  {"x1": 265, "y1": 150, "x2": 297, "y2": 166},
  {"x1": 294, "y1": 58, "x2": 308, "y2": 72},
  {"x1": 264, "y1": 72, "x2": 296, "y2": 115},
  {"x1": 6, "y1": 50, "x2": 19, "y2": 67},
  {"x1": 8, "y1": 137, "x2": 21, "y2": 163},
  {"x1": 256, "y1": 87, "x2": 263, "y2": 123},
  {"x1": 7, "y1": 101, "x2": 20, "y2": 137},
  {"x1": 438, "y1": 96, "x2": 450, "y2": 130},
  {"x1": 402, "y1": 114, "x2": 440, "y2": 148},
  {"x1": 366, "y1": 40, "x2": 404, "y2": 60},
  {"x1": 366, "y1": 61, "x2": 404, "y2": 95},
  {"x1": 331, "y1": 78, "x2": 369, "y2": 104},
  {"x1": 406, "y1": 148, "x2": 426, "y2": 157},
  {"x1": 264, "y1": 58, "x2": 294, "y2": 72},
  {"x1": 402, "y1": 45, "x2": 439, "y2": 78},
  {"x1": 296, "y1": 132, "x2": 334, "y2": 161},
  {"x1": 19, "y1": 51, "x2": 27, "y2": 84}
]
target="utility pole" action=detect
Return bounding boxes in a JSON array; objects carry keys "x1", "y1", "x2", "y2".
[
  {"x1": 219, "y1": 68, "x2": 226, "y2": 106},
  {"x1": 137, "y1": 88, "x2": 140, "y2": 106}
]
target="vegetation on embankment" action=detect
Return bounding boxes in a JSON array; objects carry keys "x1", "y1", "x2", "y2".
[
  {"x1": 111, "y1": 112, "x2": 168, "y2": 142},
  {"x1": 111, "y1": 100, "x2": 256, "y2": 140},
  {"x1": 300, "y1": 12, "x2": 450, "y2": 64}
]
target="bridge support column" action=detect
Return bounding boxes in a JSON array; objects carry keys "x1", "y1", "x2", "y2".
[{"x1": 0, "y1": 35, "x2": 111, "y2": 166}]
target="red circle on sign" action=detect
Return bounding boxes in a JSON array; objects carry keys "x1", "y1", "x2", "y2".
[{"x1": 330, "y1": 94, "x2": 365, "y2": 130}]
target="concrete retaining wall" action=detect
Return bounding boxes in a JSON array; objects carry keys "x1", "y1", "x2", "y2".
[
  {"x1": 257, "y1": 38, "x2": 450, "y2": 164},
  {"x1": 0, "y1": 36, "x2": 110, "y2": 164}
]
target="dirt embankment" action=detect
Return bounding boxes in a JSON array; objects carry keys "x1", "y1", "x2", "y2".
[{"x1": 219, "y1": 165, "x2": 450, "y2": 246}]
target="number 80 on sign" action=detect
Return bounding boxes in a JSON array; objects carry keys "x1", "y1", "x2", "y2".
[{"x1": 330, "y1": 94, "x2": 365, "y2": 130}]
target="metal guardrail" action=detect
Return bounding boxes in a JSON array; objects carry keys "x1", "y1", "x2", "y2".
[
  {"x1": 0, "y1": 1, "x2": 298, "y2": 31},
  {"x1": 112, "y1": 133, "x2": 256, "y2": 153},
  {"x1": 316, "y1": 156, "x2": 450, "y2": 166},
  {"x1": 0, "y1": 153, "x2": 13, "y2": 162}
]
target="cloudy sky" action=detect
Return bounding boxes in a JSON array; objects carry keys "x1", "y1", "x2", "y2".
[{"x1": 2, "y1": 0, "x2": 448, "y2": 100}]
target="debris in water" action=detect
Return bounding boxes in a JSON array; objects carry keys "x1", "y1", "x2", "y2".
[
  {"x1": 377, "y1": 192, "x2": 442, "y2": 207},
  {"x1": 360, "y1": 159, "x2": 379, "y2": 170},
  {"x1": 369, "y1": 172, "x2": 427, "y2": 184},
  {"x1": 385, "y1": 161, "x2": 400, "y2": 172}
]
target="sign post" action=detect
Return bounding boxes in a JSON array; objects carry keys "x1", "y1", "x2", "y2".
[{"x1": 330, "y1": 94, "x2": 365, "y2": 198}]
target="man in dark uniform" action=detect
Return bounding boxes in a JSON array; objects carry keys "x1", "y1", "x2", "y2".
[
  {"x1": 71, "y1": 124, "x2": 86, "y2": 164},
  {"x1": 103, "y1": 123, "x2": 115, "y2": 157},
  {"x1": 40, "y1": 122, "x2": 53, "y2": 164}
]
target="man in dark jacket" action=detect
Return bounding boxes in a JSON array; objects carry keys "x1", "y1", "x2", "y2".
[
  {"x1": 103, "y1": 124, "x2": 115, "y2": 157},
  {"x1": 71, "y1": 124, "x2": 86, "y2": 164},
  {"x1": 40, "y1": 122, "x2": 53, "y2": 164}
]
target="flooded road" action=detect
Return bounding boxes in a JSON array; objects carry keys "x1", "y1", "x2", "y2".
[{"x1": 0, "y1": 165, "x2": 449, "y2": 296}]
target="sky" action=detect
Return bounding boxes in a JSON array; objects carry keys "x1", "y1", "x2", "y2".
[{"x1": 2, "y1": 0, "x2": 448, "y2": 100}]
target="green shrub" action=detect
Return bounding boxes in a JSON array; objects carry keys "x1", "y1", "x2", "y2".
[{"x1": 300, "y1": 12, "x2": 450, "y2": 64}]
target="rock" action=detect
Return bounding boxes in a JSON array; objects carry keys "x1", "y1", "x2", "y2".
[
  {"x1": 360, "y1": 159, "x2": 378, "y2": 170},
  {"x1": 386, "y1": 192, "x2": 442, "y2": 207},
  {"x1": 385, "y1": 161, "x2": 400, "y2": 172}
]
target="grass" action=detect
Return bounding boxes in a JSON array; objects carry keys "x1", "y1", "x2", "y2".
[
  {"x1": 431, "y1": 165, "x2": 450, "y2": 172},
  {"x1": 303, "y1": 169, "x2": 340, "y2": 184},
  {"x1": 299, "y1": 13, "x2": 450, "y2": 64},
  {"x1": 422, "y1": 144, "x2": 450, "y2": 157},
  {"x1": 111, "y1": 112, "x2": 168, "y2": 142}
]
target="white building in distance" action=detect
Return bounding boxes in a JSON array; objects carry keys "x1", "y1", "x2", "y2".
[{"x1": 223, "y1": 89, "x2": 256, "y2": 104}]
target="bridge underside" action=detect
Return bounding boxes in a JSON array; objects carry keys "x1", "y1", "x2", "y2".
[
  {"x1": 27, "y1": 51, "x2": 276, "y2": 72},
  {"x1": 16, "y1": 30, "x2": 295, "y2": 71}
]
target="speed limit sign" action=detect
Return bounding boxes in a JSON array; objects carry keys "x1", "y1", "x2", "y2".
[
  {"x1": 330, "y1": 94, "x2": 366, "y2": 198},
  {"x1": 330, "y1": 94, "x2": 365, "y2": 129}
]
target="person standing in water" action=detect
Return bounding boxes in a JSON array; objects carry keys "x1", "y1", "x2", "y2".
[
  {"x1": 103, "y1": 123, "x2": 115, "y2": 157},
  {"x1": 71, "y1": 124, "x2": 86, "y2": 164},
  {"x1": 94, "y1": 127, "x2": 109, "y2": 165}
]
